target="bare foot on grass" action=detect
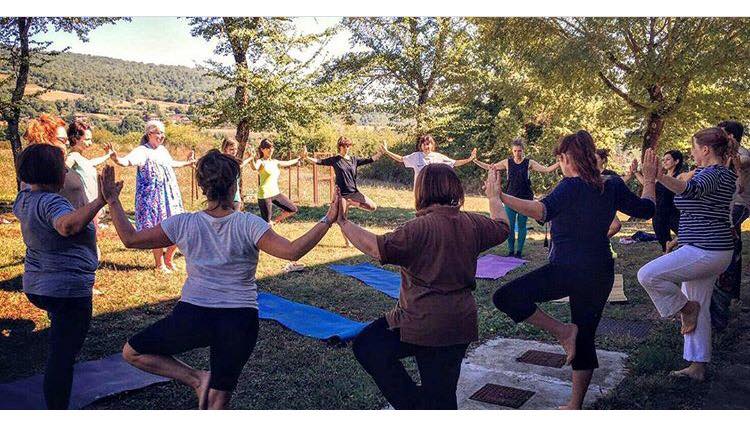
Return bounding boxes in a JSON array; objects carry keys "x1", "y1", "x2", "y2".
[{"x1": 670, "y1": 363, "x2": 705, "y2": 382}]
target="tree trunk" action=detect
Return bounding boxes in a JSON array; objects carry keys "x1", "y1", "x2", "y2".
[
  {"x1": 641, "y1": 113, "x2": 665, "y2": 154},
  {"x1": 6, "y1": 18, "x2": 32, "y2": 191},
  {"x1": 224, "y1": 17, "x2": 253, "y2": 197},
  {"x1": 641, "y1": 84, "x2": 666, "y2": 155}
]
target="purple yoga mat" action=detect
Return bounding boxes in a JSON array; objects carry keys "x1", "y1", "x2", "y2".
[
  {"x1": 476, "y1": 254, "x2": 527, "y2": 280},
  {"x1": 0, "y1": 353, "x2": 169, "y2": 410}
]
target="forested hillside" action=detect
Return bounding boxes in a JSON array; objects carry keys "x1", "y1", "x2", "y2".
[{"x1": 28, "y1": 52, "x2": 219, "y2": 104}]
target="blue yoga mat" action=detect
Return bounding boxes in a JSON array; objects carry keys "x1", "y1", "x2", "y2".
[
  {"x1": 258, "y1": 292, "x2": 367, "y2": 342},
  {"x1": 0, "y1": 353, "x2": 169, "y2": 410},
  {"x1": 329, "y1": 263, "x2": 401, "y2": 299}
]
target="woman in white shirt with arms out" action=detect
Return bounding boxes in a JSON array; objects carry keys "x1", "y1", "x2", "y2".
[
  {"x1": 101, "y1": 150, "x2": 342, "y2": 409},
  {"x1": 107, "y1": 120, "x2": 196, "y2": 273},
  {"x1": 381, "y1": 134, "x2": 477, "y2": 187}
]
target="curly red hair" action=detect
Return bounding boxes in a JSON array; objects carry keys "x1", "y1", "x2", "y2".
[{"x1": 23, "y1": 114, "x2": 66, "y2": 148}]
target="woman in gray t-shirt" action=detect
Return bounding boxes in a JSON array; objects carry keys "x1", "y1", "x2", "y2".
[
  {"x1": 14, "y1": 144, "x2": 109, "y2": 409},
  {"x1": 101, "y1": 150, "x2": 341, "y2": 410}
]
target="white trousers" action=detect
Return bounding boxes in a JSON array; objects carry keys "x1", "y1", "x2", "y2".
[{"x1": 637, "y1": 245, "x2": 732, "y2": 362}]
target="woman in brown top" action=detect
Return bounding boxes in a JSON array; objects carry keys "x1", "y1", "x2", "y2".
[{"x1": 337, "y1": 163, "x2": 510, "y2": 409}]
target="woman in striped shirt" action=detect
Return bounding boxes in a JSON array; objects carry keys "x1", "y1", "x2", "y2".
[{"x1": 638, "y1": 127, "x2": 740, "y2": 381}]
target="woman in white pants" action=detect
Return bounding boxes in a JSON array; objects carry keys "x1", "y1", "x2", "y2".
[{"x1": 638, "y1": 127, "x2": 741, "y2": 381}]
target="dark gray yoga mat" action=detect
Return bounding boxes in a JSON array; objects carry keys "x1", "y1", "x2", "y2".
[{"x1": 0, "y1": 353, "x2": 169, "y2": 410}]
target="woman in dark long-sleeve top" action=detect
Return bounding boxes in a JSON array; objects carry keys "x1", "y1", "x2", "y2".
[{"x1": 493, "y1": 130, "x2": 657, "y2": 409}]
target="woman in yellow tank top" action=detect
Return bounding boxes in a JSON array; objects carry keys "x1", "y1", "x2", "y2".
[{"x1": 248, "y1": 139, "x2": 301, "y2": 225}]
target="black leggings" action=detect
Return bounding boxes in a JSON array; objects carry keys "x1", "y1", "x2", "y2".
[
  {"x1": 128, "y1": 302, "x2": 259, "y2": 391},
  {"x1": 25, "y1": 293, "x2": 92, "y2": 410},
  {"x1": 493, "y1": 261, "x2": 613, "y2": 371},
  {"x1": 352, "y1": 317, "x2": 469, "y2": 410},
  {"x1": 653, "y1": 208, "x2": 679, "y2": 252},
  {"x1": 257, "y1": 194, "x2": 298, "y2": 223}
]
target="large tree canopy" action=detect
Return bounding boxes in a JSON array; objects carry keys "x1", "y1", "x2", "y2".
[
  {"x1": 1, "y1": 17, "x2": 124, "y2": 186},
  {"x1": 324, "y1": 17, "x2": 471, "y2": 136},
  {"x1": 481, "y1": 17, "x2": 750, "y2": 153},
  {"x1": 189, "y1": 17, "x2": 338, "y2": 157}
]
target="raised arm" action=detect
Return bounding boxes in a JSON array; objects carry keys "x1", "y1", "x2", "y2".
[
  {"x1": 107, "y1": 143, "x2": 131, "y2": 167},
  {"x1": 257, "y1": 193, "x2": 340, "y2": 261},
  {"x1": 529, "y1": 159, "x2": 560, "y2": 174},
  {"x1": 89, "y1": 151, "x2": 113, "y2": 167},
  {"x1": 485, "y1": 169, "x2": 510, "y2": 225},
  {"x1": 381, "y1": 142, "x2": 404, "y2": 163},
  {"x1": 490, "y1": 165, "x2": 544, "y2": 221},
  {"x1": 241, "y1": 152, "x2": 257, "y2": 170},
  {"x1": 337, "y1": 191, "x2": 380, "y2": 258},
  {"x1": 100, "y1": 166, "x2": 174, "y2": 249},
  {"x1": 53, "y1": 195, "x2": 107, "y2": 237},
  {"x1": 453, "y1": 148, "x2": 478, "y2": 168},
  {"x1": 300, "y1": 147, "x2": 321, "y2": 164},
  {"x1": 473, "y1": 159, "x2": 492, "y2": 170}
]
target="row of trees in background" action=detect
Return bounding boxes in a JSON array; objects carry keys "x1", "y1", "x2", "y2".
[{"x1": 3, "y1": 17, "x2": 750, "y2": 189}]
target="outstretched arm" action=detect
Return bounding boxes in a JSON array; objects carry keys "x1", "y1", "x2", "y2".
[
  {"x1": 100, "y1": 166, "x2": 174, "y2": 249},
  {"x1": 453, "y1": 148, "x2": 478, "y2": 168},
  {"x1": 501, "y1": 194, "x2": 545, "y2": 223},
  {"x1": 278, "y1": 158, "x2": 301, "y2": 168},
  {"x1": 337, "y1": 192, "x2": 380, "y2": 258},
  {"x1": 171, "y1": 150, "x2": 197, "y2": 168},
  {"x1": 529, "y1": 160, "x2": 560, "y2": 174},
  {"x1": 300, "y1": 147, "x2": 321, "y2": 164},
  {"x1": 257, "y1": 193, "x2": 340, "y2": 261},
  {"x1": 89, "y1": 151, "x2": 113, "y2": 167},
  {"x1": 107, "y1": 143, "x2": 132, "y2": 167},
  {"x1": 381, "y1": 142, "x2": 404, "y2": 163}
]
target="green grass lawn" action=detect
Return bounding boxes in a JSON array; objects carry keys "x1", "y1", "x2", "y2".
[{"x1": 1, "y1": 147, "x2": 748, "y2": 409}]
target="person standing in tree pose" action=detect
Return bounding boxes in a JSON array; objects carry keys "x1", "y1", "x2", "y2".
[
  {"x1": 381, "y1": 134, "x2": 477, "y2": 188},
  {"x1": 302, "y1": 136, "x2": 383, "y2": 247},
  {"x1": 13, "y1": 144, "x2": 110, "y2": 409},
  {"x1": 641, "y1": 150, "x2": 684, "y2": 253},
  {"x1": 475, "y1": 138, "x2": 559, "y2": 258},
  {"x1": 102, "y1": 151, "x2": 342, "y2": 410},
  {"x1": 220, "y1": 137, "x2": 256, "y2": 211},
  {"x1": 247, "y1": 139, "x2": 301, "y2": 225},
  {"x1": 493, "y1": 131, "x2": 657, "y2": 409},
  {"x1": 711, "y1": 121, "x2": 749, "y2": 329},
  {"x1": 594, "y1": 148, "x2": 627, "y2": 258},
  {"x1": 339, "y1": 163, "x2": 509, "y2": 409},
  {"x1": 638, "y1": 127, "x2": 739, "y2": 382},
  {"x1": 107, "y1": 120, "x2": 196, "y2": 273}
]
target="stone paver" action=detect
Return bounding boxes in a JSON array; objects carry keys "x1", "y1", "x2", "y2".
[{"x1": 456, "y1": 337, "x2": 628, "y2": 410}]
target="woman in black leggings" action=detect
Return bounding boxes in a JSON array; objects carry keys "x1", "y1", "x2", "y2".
[
  {"x1": 492, "y1": 130, "x2": 657, "y2": 409},
  {"x1": 632, "y1": 150, "x2": 684, "y2": 252}
]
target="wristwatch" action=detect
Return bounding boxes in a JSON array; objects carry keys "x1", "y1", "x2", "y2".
[{"x1": 319, "y1": 216, "x2": 333, "y2": 226}]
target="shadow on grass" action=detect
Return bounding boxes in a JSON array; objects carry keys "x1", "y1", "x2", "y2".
[
  {"x1": 98, "y1": 261, "x2": 160, "y2": 272},
  {"x1": 0, "y1": 274, "x2": 21, "y2": 292},
  {"x1": 240, "y1": 203, "x2": 417, "y2": 228},
  {"x1": 0, "y1": 252, "x2": 397, "y2": 410}
]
